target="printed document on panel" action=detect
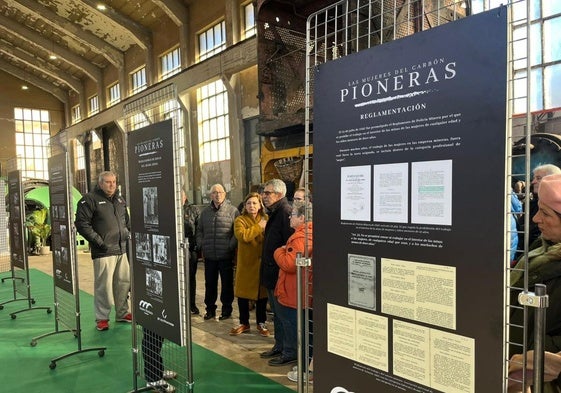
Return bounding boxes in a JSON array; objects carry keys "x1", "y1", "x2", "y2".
[
  {"x1": 411, "y1": 160, "x2": 452, "y2": 226},
  {"x1": 341, "y1": 165, "x2": 371, "y2": 221},
  {"x1": 373, "y1": 163, "x2": 409, "y2": 223}
]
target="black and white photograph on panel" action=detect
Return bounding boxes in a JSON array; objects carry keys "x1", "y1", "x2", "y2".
[
  {"x1": 59, "y1": 205, "x2": 66, "y2": 220},
  {"x1": 145, "y1": 267, "x2": 163, "y2": 298},
  {"x1": 313, "y1": 7, "x2": 507, "y2": 393},
  {"x1": 135, "y1": 232, "x2": 152, "y2": 262},
  {"x1": 128, "y1": 118, "x2": 184, "y2": 345},
  {"x1": 143, "y1": 187, "x2": 159, "y2": 226},
  {"x1": 152, "y1": 234, "x2": 171, "y2": 267}
]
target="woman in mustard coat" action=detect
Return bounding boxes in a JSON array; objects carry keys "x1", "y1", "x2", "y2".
[{"x1": 230, "y1": 192, "x2": 270, "y2": 337}]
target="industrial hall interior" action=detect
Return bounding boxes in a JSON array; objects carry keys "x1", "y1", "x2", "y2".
[{"x1": 1, "y1": 0, "x2": 561, "y2": 393}]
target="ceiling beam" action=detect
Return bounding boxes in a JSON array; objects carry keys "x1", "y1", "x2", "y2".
[
  {"x1": 80, "y1": 0, "x2": 152, "y2": 50},
  {"x1": 5, "y1": 0, "x2": 124, "y2": 69},
  {"x1": 0, "y1": 42, "x2": 83, "y2": 94},
  {"x1": 0, "y1": 13, "x2": 102, "y2": 83},
  {"x1": 152, "y1": 0, "x2": 188, "y2": 26},
  {"x1": 0, "y1": 58, "x2": 68, "y2": 103}
]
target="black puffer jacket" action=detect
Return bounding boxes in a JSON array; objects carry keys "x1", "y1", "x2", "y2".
[
  {"x1": 261, "y1": 197, "x2": 294, "y2": 289},
  {"x1": 75, "y1": 186, "x2": 130, "y2": 259},
  {"x1": 196, "y1": 201, "x2": 239, "y2": 260}
]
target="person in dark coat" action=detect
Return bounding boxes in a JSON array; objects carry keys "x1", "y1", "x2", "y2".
[
  {"x1": 182, "y1": 190, "x2": 200, "y2": 315},
  {"x1": 75, "y1": 171, "x2": 131, "y2": 331},
  {"x1": 510, "y1": 174, "x2": 561, "y2": 393},
  {"x1": 196, "y1": 183, "x2": 239, "y2": 320},
  {"x1": 258, "y1": 178, "x2": 294, "y2": 362}
]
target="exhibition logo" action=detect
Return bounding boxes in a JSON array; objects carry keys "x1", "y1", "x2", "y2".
[
  {"x1": 157, "y1": 308, "x2": 175, "y2": 327},
  {"x1": 139, "y1": 300, "x2": 153, "y2": 315},
  {"x1": 331, "y1": 386, "x2": 355, "y2": 393},
  {"x1": 339, "y1": 57, "x2": 457, "y2": 110}
]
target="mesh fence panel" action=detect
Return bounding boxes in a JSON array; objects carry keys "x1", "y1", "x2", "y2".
[
  {"x1": 304, "y1": 1, "x2": 531, "y2": 391},
  {"x1": 124, "y1": 84, "x2": 190, "y2": 393}
]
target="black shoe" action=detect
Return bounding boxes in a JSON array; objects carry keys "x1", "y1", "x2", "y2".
[
  {"x1": 268, "y1": 356, "x2": 297, "y2": 367},
  {"x1": 203, "y1": 312, "x2": 216, "y2": 320},
  {"x1": 191, "y1": 305, "x2": 199, "y2": 315},
  {"x1": 260, "y1": 348, "x2": 282, "y2": 358},
  {"x1": 218, "y1": 314, "x2": 231, "y2": 321}
]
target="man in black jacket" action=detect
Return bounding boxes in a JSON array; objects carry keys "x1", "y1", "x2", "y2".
[
  {"x1": 259, "y1": 178, "x2": 294, "y2": 363},
  {"x1": 196, "y1": 183, "x2": 239, "y2": 320},
  {"x1": 75, "y1": 171, "x2": 131, "y2": 331}
]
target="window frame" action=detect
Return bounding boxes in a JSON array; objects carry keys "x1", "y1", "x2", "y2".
[
  {"x1": 198, "y1": 20, "x2": 227, "y2": 61},
  {"x1": 197, "y1": 80, "x2": 230, "y2": 164}
]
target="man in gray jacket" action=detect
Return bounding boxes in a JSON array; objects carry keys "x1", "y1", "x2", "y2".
[
  {"x1": 75, "y1": 171, "x2": 131, "y2": 331},
  {"x1": 196, "y1": 184, "x2": 239, "y2": 320}
]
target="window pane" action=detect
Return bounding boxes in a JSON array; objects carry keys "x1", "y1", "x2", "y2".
[
  {"x1": 530, "y1": 23, "x2": 542, "y2": 66},
  {"x1": 216, "y1": 118, "x2": 225, "y2": 139},
  {"x1": 543, "y1": 1, "x2": 561, "y2": 18},
  {"x1": 530, "y1": 68, "x2": 543, "y2": 112},
  {"x1": 209, "y1": 118, "x2": 217, "y2": 140},
  {"x1": 200, "y1": 34, "x2": 207, "y2": 53},
  {"x1": 544, "y1": 17, "x2": 561, "y2": 63},
  {"x1": 544, "y1": 63, "x2": 561, "y2": 109}
]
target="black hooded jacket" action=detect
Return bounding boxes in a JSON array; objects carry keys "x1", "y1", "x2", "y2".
[{"x1": 75, "y1": 186, "x2": 130, "y2": 259}]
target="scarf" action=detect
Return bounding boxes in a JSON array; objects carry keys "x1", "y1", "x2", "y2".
[{"x1": 510, "y1": 239, "x2": 561, "y2": 287}]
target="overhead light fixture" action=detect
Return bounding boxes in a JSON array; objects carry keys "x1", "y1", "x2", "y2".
[
  {"x1": 49, "y1": 54, "x2": 57, "y2": 60},
  {"x1": 96, "y1": 3, "x2": 107, "y2": 11},
  {"x1": 22, "y1": 85, "x2": 29, "y2": 90}
]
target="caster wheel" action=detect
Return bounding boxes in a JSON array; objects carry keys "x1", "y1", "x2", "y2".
[
  {"x1": 0, "y1": 305, "x2": 3, "y2": 310},
  {"x1": 11, "y1": 314, "x2": 16, "y2": 319},
  {"x1": 47, "y1": 308, "x2": 52, "y2": 314},
  {"x1": 98, "y1": 350, "x2": 105, "y2": 357},
  {"x1": 49, "y1": 362, "x2": 56, "y2": 369},
  {"x1": 31, "y1": 299, "x2": 36, "y2": 304},
  {"x1": 30, "y1": 340, "x2": 37, "y2": 347}
]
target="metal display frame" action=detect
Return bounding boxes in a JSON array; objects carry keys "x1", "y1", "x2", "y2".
[
  {"x1": 1, "y1": 162, "x2": 52, "y2": 317},
  {"x1": 30, "y1": 133, "x2": 106, "y2": 369},
  {"x1": 123, "y1": 84, "x2": 192, "y2": 393},
  {"x1": 304, "y1": 0, "x2": 539, "y2": 392}
]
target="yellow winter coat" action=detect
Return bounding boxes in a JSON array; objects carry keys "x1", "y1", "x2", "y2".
[{"x1": 234, "y1": 213, "x2": 268, "y2": 300}]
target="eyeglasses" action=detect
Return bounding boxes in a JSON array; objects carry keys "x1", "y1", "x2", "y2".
[
  {"x1": 290, "y1": 212, "x2": 299, "y2": 216},
  {"x1": 262, "y1": 190, "x2": 277, "y2": 195},
  {"x1": 211, "y1": 191, "x2": 225, "y2": 195}
]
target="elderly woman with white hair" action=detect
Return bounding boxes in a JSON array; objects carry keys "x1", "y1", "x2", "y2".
[{"x1": 509, "y1": 174, "x2": 561, "y2": 392}]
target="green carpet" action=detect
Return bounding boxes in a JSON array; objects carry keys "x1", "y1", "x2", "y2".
[{"x1": 0, "y1": 269, "x2": 293, "y2": 393}]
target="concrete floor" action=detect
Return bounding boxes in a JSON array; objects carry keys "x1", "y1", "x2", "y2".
[{"x1": 26, "y1": 251, "x2": 300, "y2": 390}]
